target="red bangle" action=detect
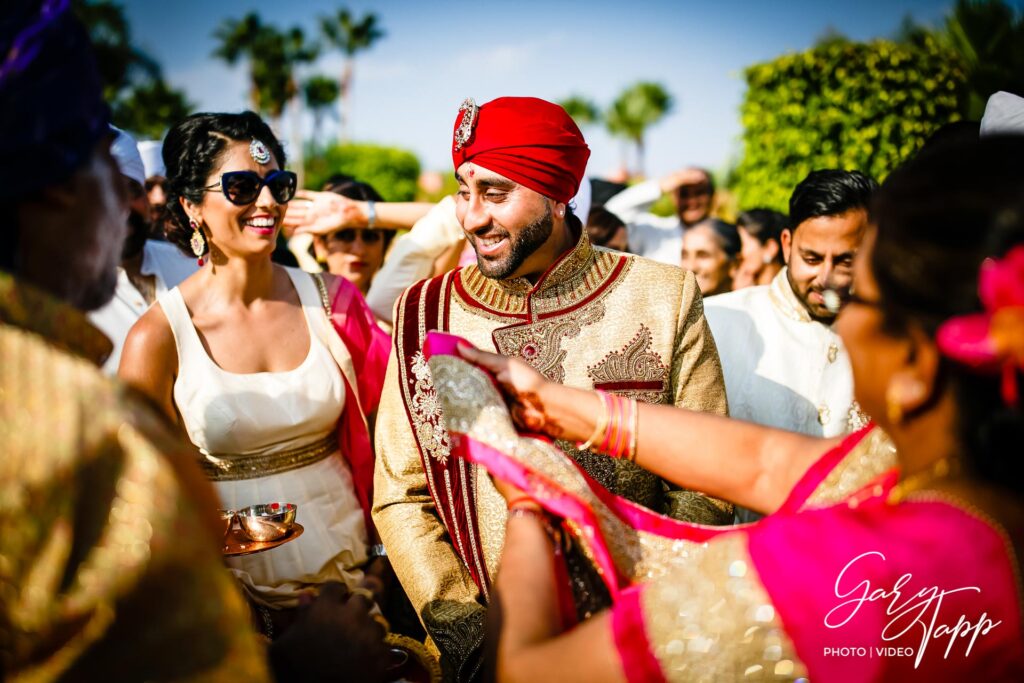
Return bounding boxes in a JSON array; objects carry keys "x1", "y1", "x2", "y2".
[
  {"x1": 506, "y1": 495, "x2": 536, "y2": 509},
  {"x1": 610, "y1": 392, "x2": 626, "y2": 458}
]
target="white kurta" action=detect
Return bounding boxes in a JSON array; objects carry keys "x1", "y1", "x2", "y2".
[
  {"x1": 365, "y1": 195, "x2": 464, "y2": 324},
  {"x1": 88, "y1": 240, "x2": 197, "y2": 374},
  {"x1": 603, "y1": 178, "x2": 684, "y2": 266},
  {"x1": 703, "y1": 268, "x2": 858, "y2": 439}
]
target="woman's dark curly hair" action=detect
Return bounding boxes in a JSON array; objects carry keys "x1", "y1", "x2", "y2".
[
  {"x1": 161, "y1": 111, "x2": 286, "y2": 258},
  {"x1": 871, "y1": 134, "x2": 1024, "y2": 493}
]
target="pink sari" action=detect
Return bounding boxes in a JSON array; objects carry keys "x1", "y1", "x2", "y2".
[
  {"x1": 323, "y1": 275, "x2": 390, "y2": 532},
  {"x1": 423, "y1": 332, "x2": 1024, "y2": 681}
]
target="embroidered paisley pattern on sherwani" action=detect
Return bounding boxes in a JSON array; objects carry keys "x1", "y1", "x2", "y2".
[{"x1": 373, "y1": 230, "x2": 729, "y2": 680}]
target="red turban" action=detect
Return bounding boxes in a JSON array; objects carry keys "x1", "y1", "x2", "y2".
[{"x1": 452, "y1": 96, "x2": 590, "y2": 204}]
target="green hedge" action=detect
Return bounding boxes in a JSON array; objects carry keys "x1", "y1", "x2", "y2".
[
  {"x1": 733, "y1": 37, "x2": 967, "y2": 211},
  {"x1": 304, "y1": 142, "x2": 421, "y2": 201}
]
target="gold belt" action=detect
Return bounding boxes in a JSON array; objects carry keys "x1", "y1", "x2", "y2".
[{"x1": 200, "y1": 433, "x2": 339, "y2": 481}]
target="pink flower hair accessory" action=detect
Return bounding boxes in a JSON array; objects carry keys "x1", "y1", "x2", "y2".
[{"x1": 936, "y1": 245, "x2": 1024, "y2": 405}]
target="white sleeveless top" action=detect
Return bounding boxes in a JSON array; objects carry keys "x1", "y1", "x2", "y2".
[{"x1": 158, "y1": 266, "x2": 368, "y2": 607}]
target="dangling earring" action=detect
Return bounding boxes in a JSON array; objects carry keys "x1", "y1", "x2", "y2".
[
  {"x1": 189, "y1": 218, "x2": 206, "y2": 266},
  {"x1": 885, "y1": 385, "x2": 904, "y2": 425},
  {"x1": 885, "y1": 376, "x2": 925, "y2": 425}
]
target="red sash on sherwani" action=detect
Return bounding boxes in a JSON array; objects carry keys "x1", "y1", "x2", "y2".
[{"x1": 394, "y1": 268, "x2": 492, "y2": 596}]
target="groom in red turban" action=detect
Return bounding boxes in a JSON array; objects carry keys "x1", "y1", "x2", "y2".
[
  {"x1": 375, "y1": 96, "x2": 730, "y2": 681},
  {"x1": 452, "y1": 96, "x2": 590, "y2": 280}
]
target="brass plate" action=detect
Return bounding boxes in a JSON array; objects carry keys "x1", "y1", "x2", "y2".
[{"x1": 222, "y1": 522, "x2": 305, "y2": 557}]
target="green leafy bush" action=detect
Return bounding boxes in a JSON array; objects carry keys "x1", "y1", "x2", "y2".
[
  {"x1": 304, "y1": 142, "x2": 420, "y2": 201},
  {"x1": 734, "y1": 37, "x2": 967, "y2": 211}
]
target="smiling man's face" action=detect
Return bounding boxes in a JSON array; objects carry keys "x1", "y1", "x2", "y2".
[
  {"x1": 782, "y1": 209, "x2": 867, "y2": 323},
  {"x1": 455, "y1": 162, "x2": 558, "y2": 280}
]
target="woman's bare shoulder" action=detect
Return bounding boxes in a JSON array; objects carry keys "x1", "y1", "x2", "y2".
[{"x1": 120, "y1": 299, "x2": 178, "y2": 376}]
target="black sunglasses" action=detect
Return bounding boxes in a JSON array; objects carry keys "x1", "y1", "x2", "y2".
[
  {"x1": 327, "y1": 228, "x2": 383, "y2": 244},
  {"x1": 204, "y1": 170, "x2": 297, "y2": 206}
]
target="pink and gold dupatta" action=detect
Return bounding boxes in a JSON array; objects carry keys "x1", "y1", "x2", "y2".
[
  {"x1": 320, "y1": 275, "x2": 390, "y2": 532},
  {"x1": 424, "y1": 332, "x2": 1024, "y2": 682}
]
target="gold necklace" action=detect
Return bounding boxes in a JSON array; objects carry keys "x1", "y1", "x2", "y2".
[{"x1": 887, "y1": 456, "x2": 962, "y2": 504}]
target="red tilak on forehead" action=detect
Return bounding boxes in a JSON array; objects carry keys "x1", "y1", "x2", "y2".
[{"x1": 469, "y1": 168, "x2": 475, "y2": 177}]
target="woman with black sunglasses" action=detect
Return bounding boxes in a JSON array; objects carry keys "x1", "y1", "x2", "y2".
[{"x1": 118, "y1": 111, "x2": 394, "y2": 640}]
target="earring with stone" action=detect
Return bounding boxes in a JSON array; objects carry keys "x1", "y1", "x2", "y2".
[{"x1": 189, "y1": 218, "x2": 206, "y2": 266}]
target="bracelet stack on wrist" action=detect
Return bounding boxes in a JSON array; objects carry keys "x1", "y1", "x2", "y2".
[{"x1": 576, "y1": 390, "x2": 639, "y2": 462}]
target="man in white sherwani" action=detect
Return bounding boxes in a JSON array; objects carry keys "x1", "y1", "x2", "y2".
[{"x1": 704, "y1": 170, "x2": 877, "y2": 520}]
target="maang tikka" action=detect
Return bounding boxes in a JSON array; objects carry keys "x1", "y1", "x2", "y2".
[{"x1": 249, "y1": 138, "x2": 271, "y2": 164}]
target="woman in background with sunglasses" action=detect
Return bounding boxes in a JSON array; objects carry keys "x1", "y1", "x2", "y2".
[
  {"x1": 119, "y1": 111, "x2": 392, "y2": 638},
  {"x1": 312, "y1": 175, "x2": 396, "y2": 296}
]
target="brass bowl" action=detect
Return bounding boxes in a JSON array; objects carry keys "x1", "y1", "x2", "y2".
[
  {"x1": 237, "y1": 503, "x2": 297, "y2": 542},
  {"x1": 218, "y1": 509, "x2": 235, "y2": 539}
]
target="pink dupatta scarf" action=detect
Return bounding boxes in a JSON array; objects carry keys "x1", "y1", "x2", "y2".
[
  {"x1": 423, "y1": 332, "x2": 1024, "y2": 682},
  {"x1": 322, "y1": 275, "x2": 390, "y2": 532}
]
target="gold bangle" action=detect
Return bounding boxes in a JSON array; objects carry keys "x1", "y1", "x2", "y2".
[{"x1": 576, "y1": 390, "x2": 609, "y2": 451}]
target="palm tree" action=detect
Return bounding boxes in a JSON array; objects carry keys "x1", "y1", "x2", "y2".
[
  {"x1": 112, "y1": 79, "x2": 193, "y2": 140},
  {"x1": 213, "y1": 14, "x2": 318, "y2": 121},
  {"x1": 559, "y1": 95, "x2": 601, "y2": 127},
  {"x1": 214, "y1": 15, "x2": 317, "y2": 187},
  {"x1": 605, "y1": 82, "x2": 673, "y2": 177},
  {"x1": 304, "y1": 75, "x2": 341, "y2": 148},
  {"x1": 212, "y1": 13, "x2": 267, "y2": 112},
  {"x1": 943, "y1": 0, "x2": 1024, "y2": 119},
  {"x1": 319, "y1": 9, "x2": 385, "y2": 142},
  {"x1": 895, "y1": 1, "x2": 1024, "y2": 120},
  {"x1": 72, "y1": 0, "x2": 160, "y2": 102},
  {"x1": 74, "y1": 0, "x2": 194, "y2": 140}
]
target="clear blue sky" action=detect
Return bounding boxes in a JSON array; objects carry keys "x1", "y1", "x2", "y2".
[{"x1": 121, "y1": 0, "x2": 1015, "y2": 178}]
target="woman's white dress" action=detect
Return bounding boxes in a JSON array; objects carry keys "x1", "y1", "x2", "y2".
[{"x1": 158, "y1": 266, "x2": 367, "y2": 607}]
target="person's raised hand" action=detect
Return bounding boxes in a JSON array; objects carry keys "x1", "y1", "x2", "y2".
[
  {"x1": 456, "y1": 344, "x2": 554, "y2": 436},
  {"x1": 659, "y1": 167, "x2": 710, "y2": 195},
  {"x1": 283, "y1": 189, "x2": 367, "y2": 236}
]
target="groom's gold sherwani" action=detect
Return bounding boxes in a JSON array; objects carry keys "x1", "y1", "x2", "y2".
[{"x1": 374, "y1": 229, "x2": 729, "y2": 680}]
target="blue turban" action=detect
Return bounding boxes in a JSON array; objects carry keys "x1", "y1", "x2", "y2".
[{"x1": 0, "y1": 0, "x2": 109, "y2": 202}]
